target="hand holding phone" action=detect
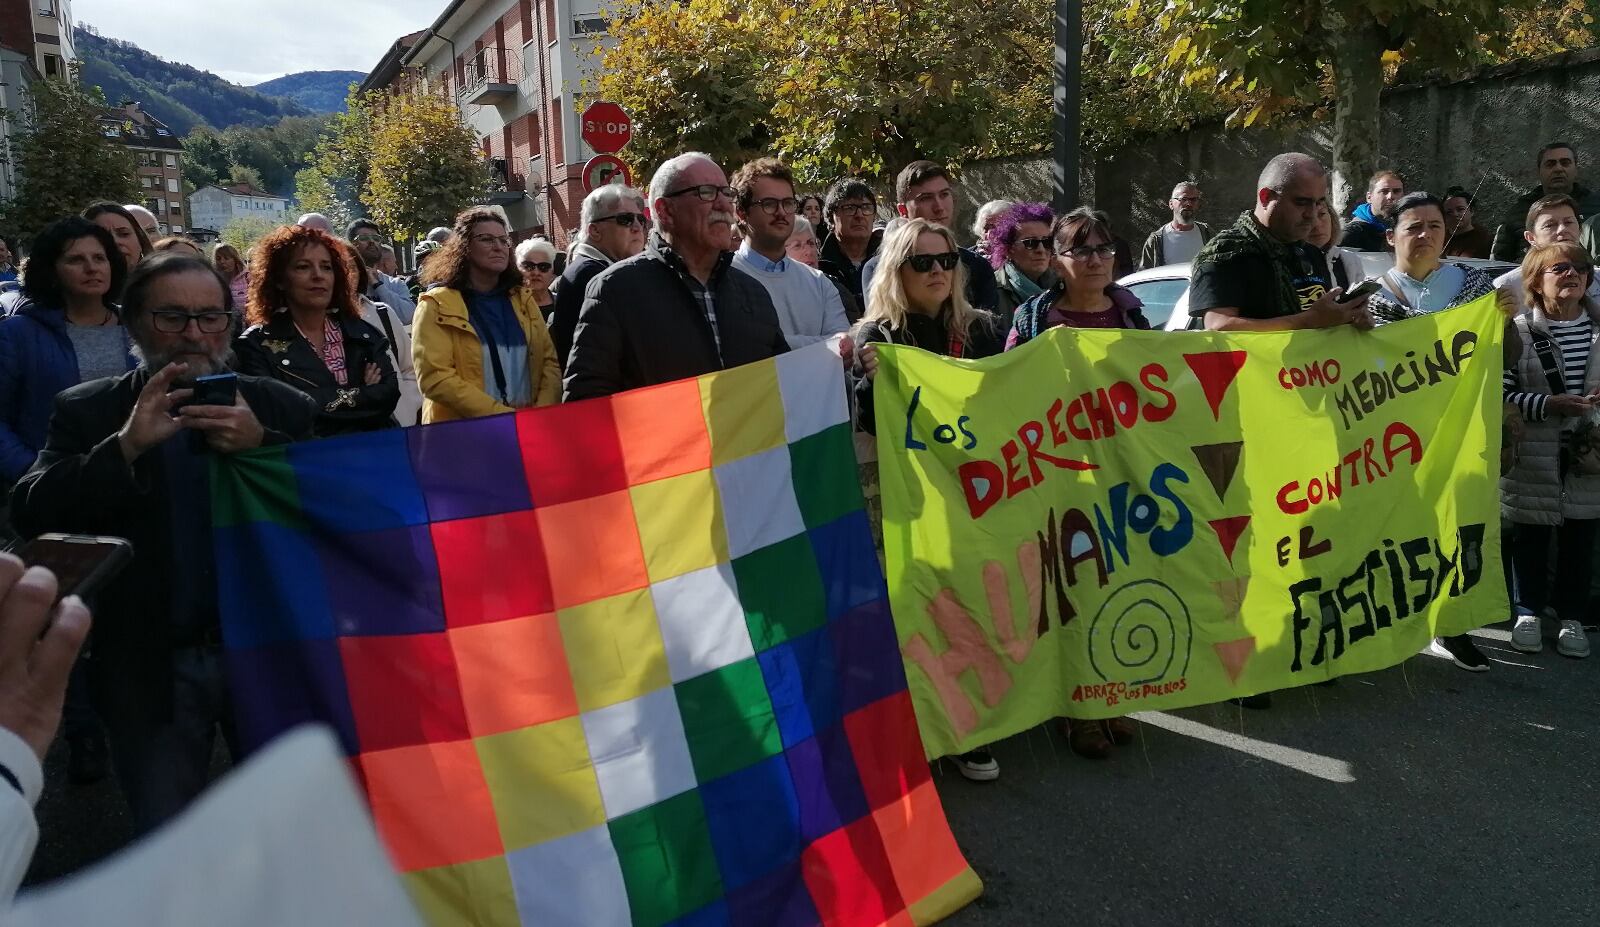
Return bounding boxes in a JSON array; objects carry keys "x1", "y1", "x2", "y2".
[
  {"x1": 14, "y1": 534, "x2": 133, "y2": 603},
  {"x1": 1339, "y1": 279, "x2": 1383, "y2": 303}
]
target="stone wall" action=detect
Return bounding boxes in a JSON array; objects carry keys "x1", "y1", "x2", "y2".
[{"x1": 955, "y1": 48, "x2": 1600, "y2": 246}]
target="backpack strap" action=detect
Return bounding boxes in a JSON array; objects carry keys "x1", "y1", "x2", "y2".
[{"x1": 1528, "y1": 328, "x2": 1567, "y2": 395}]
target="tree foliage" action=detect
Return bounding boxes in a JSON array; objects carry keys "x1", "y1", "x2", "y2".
[
  {"x1": 0, "y1": 75, "x2": 139, "y2": 245},
  {"x1": 182, "y1": 115, "x2": 331, "y2": 197},
  {"x1": 221, "y1": 215, "x2": 281, "y2": 256},
  {"x1": 293, "y1": 165, "x2": 349, "y2": 230}
]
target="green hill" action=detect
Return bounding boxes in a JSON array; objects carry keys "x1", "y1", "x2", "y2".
[
  {"x1": 75, "y1": 24, "x2": 308, "y2": 135},
  {"x1": 251, "y1": 71, "x2": 364, "y2": 114}
]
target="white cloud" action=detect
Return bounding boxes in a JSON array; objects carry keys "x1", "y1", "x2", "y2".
[{"x1": 74, "y1": 0, "x2": 443, "y2": 82}]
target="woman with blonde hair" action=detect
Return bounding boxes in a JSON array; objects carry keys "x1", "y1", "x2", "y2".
[
  {"x1": 211, "y1": 242, "x2": 249, "y2": 309},
  {"x1": 411, "y1": 207, "x2": 560, "y2": 423}
]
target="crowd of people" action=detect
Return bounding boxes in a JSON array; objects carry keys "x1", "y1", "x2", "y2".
[{"x1": 0, "y1": 136, "x2": 1592, "y2": 862}]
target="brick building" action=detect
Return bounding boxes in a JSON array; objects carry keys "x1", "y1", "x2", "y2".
[
  {"x1": 362, "y1": 0, "x2": 613, "y2": 249},
  {"x1": 99, "y1": 101, "x2": 186, "y2": 234}
]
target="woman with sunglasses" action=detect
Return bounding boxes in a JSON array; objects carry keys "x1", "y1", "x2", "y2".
[
  {"x1": 234, "y1": 225, "x2": 399, "y2": 437},
  {"x1": 412, "y1": 208, "x2": 560, "y2": 423},
  {"x1": 1503, "y1": 240, "x2": 1600, "y2": 661},
  {"x1": 1007, "y1": 208, "x2": 1151, "y2": 352},
  {"x1": 514, "y1": 237, "x2": 560, "y2": 324},
  {"x1": 986, "y1": 202, "x2": 1057, "y2": 325}
]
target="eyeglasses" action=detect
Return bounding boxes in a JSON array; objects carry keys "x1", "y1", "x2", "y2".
[
  {"x1": 906, "y1": 251, "x2": 959, "y2": 273},
  {"x1": 473, "y1": 234, "x2": 513, "y2": 247},
  {"x1": 520, "y1": 261, "x2": 553, "y2": 273},
  {"x1": 1015, "y1": 236, "x2": 1051, "y2": 251},
  {"x1": 1545, "y1": 262, "x2": 1587, "y2": 277},
  {"x1": 752, "y1": 196, "x2": 799, "y2": 215},
  {"x1": 150, "y1": 309, "x2": 232, "y2": 334},
  {"x1": 596, "y1": 213, "x2": 644, "y2": 228},
  {"x1": 1059, "y1": 243, "x2": 1118, "y2": 261},
  {"x1": 666, "y1": 184, "x2": 736, "y2": 202},
  {"x1": 833, "y1": 203, "x2": 875, "y2": 217},
  {"x1": 352, "y1": 233, "x2": 384, "y2": 243}
]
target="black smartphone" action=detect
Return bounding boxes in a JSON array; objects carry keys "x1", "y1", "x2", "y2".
[
  {"x1": 191, "y1": 372, "x2": 238, "y2": 408},
  {"x1": 15, "y1": 534, "x2": 134, "y2": 602},
  {"x1": 1340, "y1": 279, "x2": 1383, "y2": 302}
]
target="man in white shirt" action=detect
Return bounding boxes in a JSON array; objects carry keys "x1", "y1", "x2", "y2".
[
  {"x1": 1140, "y1": 181, "x2": 1212, "y2": 268},
  {"x1": 729, "y1": 158, "x2": 848, "y2": 349},
  {"x1": 1493, "y1": 194, "x2": 1600, "y2": 309}
]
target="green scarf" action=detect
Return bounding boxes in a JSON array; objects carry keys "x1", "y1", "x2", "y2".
[
  {"x1": 1192, "y1": 212, "x2": 1301, "y2": 316},
  {"x1": 1002, "y1": 261, "x2": 1052, "y2": 304}
]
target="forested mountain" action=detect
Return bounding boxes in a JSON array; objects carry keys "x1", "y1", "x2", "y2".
[
  {"x1": 75, "y1": 25, "x2": 309, "y2": 135},
  {"x1": 252, "y1": 72, "x2": 364, "y2": 114}
]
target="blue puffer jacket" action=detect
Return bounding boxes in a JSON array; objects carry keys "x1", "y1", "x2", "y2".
[{"x1": 0, "y1": 299, "x2": 135, "y2": 482}]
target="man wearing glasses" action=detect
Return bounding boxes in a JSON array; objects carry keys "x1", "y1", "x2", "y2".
[
  {"x1": 1139, "y1": 181, "x2": 1212, "y2": 269},
  {"x1": 11, "y1": 254, "x2": 316, "y2": 831},
  {"x1": 859, "y1": 160, "x2": 999, "y2": 314},
  {"x1": 345, "y1": 219, "x2": 417, "y2": 325},
  {"x1": 730, "y1": 157, "x2": 849, "y2": 349},
  {"x1": 819, "y1": 178, "x2": 884, "y2": 305},
  {"x1": 548, "y1": 184, "x2": 649, "y2": 370},
  {"x1": 565, "y1": 152, "x2": 788, "y2": 401}
]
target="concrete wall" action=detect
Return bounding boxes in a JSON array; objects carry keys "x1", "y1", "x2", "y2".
[{"x1": 956, "y1": 48, "x2": 1600, "y2": 246}]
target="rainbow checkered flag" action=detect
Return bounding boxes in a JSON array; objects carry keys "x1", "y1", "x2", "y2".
[{"x1": 211, "y1": 343, "x2": 982, "y2": 926}]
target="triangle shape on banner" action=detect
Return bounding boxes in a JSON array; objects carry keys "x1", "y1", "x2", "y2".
[
  {"x1": 1209, "y1": 515, "x2": 1251, "y2": 563},
  {"x1": 1212, "y1": 576, "x2": 1250, "y2": 621},
  {"x1": 1213, "y1": 637, "x2": 1257, "y2": 684},
  {"x1": 1183, "y1": 351, "x2": 1248, "y2": 420},
  {"x1": 1191, "y1": 441, "x2": 1244, "y2": 502}
]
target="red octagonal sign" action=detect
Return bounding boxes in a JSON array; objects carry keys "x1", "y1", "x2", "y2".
[{"x1": 581, "y1": 101, "x2": 632, "y2": 154}]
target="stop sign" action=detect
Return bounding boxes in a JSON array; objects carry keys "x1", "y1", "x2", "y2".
[{"x1": 581, "y1": 102, "x2": 632, "y2": 154}]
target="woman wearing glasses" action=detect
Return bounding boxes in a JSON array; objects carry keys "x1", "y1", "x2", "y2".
[
  {"x1": 514, "y1": 237, "x2": 560, "y2": 324},
  {"x1": 985, "y1": 202, "x2": 1058, "y2": 325},
  {"x1": 1007, "y1": 208, "x2": 1151, "y2": 351},
  {"x1": 234, "y1": 225, "x2": 399, "y2": 437},
  {"x1": 0, "y1": 217, "x2": 136, "y2": 483},
  {"x1": 412, "y1": 207, "x2": 560, "y2": 423}
]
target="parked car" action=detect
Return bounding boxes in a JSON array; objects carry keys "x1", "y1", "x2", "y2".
[{"x1": 1118, "y1": 255, "x2": 1515, "y2": 331}]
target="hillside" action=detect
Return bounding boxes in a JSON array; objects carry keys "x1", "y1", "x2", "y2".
[
  {"x1": 252, "y1": 71, "x2": 364, "y2": 113},
  {"x1": 75, "y1": 25, "x2": 309, "y2": 135}
]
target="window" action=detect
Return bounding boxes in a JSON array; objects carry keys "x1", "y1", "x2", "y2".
[
  {"x1": 140, "y1": 176, "x2": 152, "y2": 188},
  {"x1": 37, "y1": 0, "x2": 55, "y2": 17},
  {"x1": 155, "y1": 128, "x2": 170, "y2": 137},
  {"x1": 164, "y1": 155, "x2": 176, "y2": 168},
  {"x1": 43, "y1": 55, "x2": 60, "y2": 78},
  {"x1": 166, "y1": 178, "x2": 178, "y2": 194},
  {"x1": 572, "y1": 16, "x2": 606, "y2": 35},
  {"x1": 170, "y1": 204, "x2": 181, "y2": 216},
  {"x1": 101, "y1": 124, "x2": 119, "y2": 139}
]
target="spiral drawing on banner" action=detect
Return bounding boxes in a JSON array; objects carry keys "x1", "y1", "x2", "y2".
[{"x1": 1086, "y1": 579, "x2": 1193, "y2": 686}]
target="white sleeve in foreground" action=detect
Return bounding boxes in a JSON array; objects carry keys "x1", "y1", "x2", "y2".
[{"x1": 0, "y1": 726, "x2": 42, "y2": 911}]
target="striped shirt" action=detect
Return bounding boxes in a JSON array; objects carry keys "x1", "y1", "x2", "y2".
[{"x1": 1505, "y1": 315, "x2": 1593, "y2": 420}]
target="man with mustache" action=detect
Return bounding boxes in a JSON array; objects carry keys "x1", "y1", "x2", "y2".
[
  {"x1": 565, "y1": 151, "x2": 790, "y2": 400},
  {"x1": 730, "y1": 157, "x2": 849, "y2": 349},
  {"x1": 10, "y1": 253, "x2": 316, "y2": 833}
]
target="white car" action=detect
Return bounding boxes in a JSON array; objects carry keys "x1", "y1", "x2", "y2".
[{"x1": 1117, "y1": 254, "x2": 1516, "y2": 332}]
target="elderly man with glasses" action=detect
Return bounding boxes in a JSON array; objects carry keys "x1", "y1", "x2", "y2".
[
  {"x1": 548, "y1": 184, "x2": 650, "y2": 371},
  {"x1": 10, "y1": 253, "x2": 316, "y2": 833},
  {"x1": 730, "y1": 157, "x2": 849, "y2": 349},
  {"x1": 345, "y1": 219, "x2": 417, "y2": 324},
  {"x1": 564, "y1": 152, "x2": 789, "y2": 401}
]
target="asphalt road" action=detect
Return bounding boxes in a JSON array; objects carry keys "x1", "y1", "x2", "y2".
[{"x1": 24, "y1": 622, "x2": 1600, "y2": 925}]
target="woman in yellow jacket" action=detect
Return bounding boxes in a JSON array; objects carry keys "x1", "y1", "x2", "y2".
[{"x1": 412, "y1": 207, "x2": 561, "y2": 422}]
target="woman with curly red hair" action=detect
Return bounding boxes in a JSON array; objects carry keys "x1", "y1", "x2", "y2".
[
  {"x1": 412, "y1": 207, "x2": 560, "y2": 423},
  {"x1": 233, "y1": 225, "x2": 399, "y2": 436}
]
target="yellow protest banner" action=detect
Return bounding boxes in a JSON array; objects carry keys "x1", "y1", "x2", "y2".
[{"x1": 876, "y1": 296, "x2": 1505, "y2": 759}]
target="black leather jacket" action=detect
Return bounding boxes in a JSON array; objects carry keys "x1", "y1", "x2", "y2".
[{"x1": 234, "y1": 310, "x2": 400, "y2": 436}]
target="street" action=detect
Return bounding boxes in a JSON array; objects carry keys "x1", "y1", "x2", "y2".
[
  {"x1": 23, "y1": 622, "x2": 1600, "y2": 924},
  {"x1": 935, "y1": 622, "x2": 1599, "y2": 926}
]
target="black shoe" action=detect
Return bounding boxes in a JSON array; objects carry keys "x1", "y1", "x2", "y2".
[
  {"x1": 1429, "y1": 635, "x2": 1490, "y2": 673},
  {"x1": 67, "y1": 733, "x2": 109, "y2": 785},
  {"x1": 1226, "y1": 692, "x2": 1273, "y2": 709},
  {"x1": 1314, "y1": 678, "x2": 1338, "y2": 688}
]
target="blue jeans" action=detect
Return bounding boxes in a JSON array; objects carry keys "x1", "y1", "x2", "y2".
[{"x1": 103, "y1": 646, "x2": 236, "y2": 836}]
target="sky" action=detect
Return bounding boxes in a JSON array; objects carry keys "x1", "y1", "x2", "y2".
[{"x1": 73, "y1": 0, "x2": 444, "y2": 85}]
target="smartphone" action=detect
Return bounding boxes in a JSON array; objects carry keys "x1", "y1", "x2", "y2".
[
  {"x1": 1340, "y1": 279, "x2": 1383, "y2": 302},
  {"x1": 191, "y1": 372, "x2": 238, "y2": 408},
  {"x1": 15, "y1": 533, "x2": 134, "y2": 602}
]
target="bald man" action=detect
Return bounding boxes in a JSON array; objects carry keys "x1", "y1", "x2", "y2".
[
  {"x1": 1140, "y1": 181, "x2": 1212, "y2": 268},
  {"x1": 295, "y1": 213, "x2": 334, "y2": 233},
  {"x1": 123, "y1": 204, "x2": 160, "y2": 240}
]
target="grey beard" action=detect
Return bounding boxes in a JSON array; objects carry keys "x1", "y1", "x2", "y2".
[{"x1": 132, "y1": 340, "x2": 236, "y2": 383}]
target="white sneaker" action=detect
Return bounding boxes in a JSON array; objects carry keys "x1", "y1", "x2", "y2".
[
  {"x1": 1510, "y1": 609, "x2": 1543, "y2": 653},
  {"x1": 1557, "y1": 620, "x2": 1591, "y2": 659},
  {"x1": 951, "y1": 749, "x2": 999, "y2": 782}
]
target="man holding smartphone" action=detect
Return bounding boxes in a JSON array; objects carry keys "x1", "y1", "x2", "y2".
[{"x1": 9, "y1": 253, "x2": 316, "y2": 835}]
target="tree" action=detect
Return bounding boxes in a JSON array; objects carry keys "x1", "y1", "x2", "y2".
[
  {"x1": 228, "y1": 163, "x2": 265, "y2": 190},
  {"x1": 293, "y1": 165, "x2": 350, "y2": 229},
  {"x1": 182, "y1": 125, "x2": 232, "y2": 191},
  {"x1": 221, "y1": 215, "x2": 280, "y2": 256},
  {"x1": 1111, "y1": 0, "x2": 1551, "y2": 214},
  {"x1": 361, "y1": 89, "x2": 489, "y2": 240},
  {"x1": 0, "y1": 74, "x2": 139, "y2": 245}
]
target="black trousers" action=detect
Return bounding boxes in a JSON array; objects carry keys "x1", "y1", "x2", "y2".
[{"x1": 1509, "y1": 519, "x2": 1599, "y2": 623}]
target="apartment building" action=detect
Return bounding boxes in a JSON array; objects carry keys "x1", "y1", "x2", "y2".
[
  {"x1": 0, "y1": 0, "x2": 76, "y2": 80},
  {"x1": 188, "y1": 182, "x2": 293, "y2": 237},
  {"x1": 99, "y1": 101, "x2": 186, "y2": 234}
]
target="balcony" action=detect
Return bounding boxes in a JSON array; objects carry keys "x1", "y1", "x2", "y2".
[
  {"x1": 460, "y1": 47, "x2": 518, "y2": 105},
  {"x1": 484, "y1": 157, "x2": 522, "y2": 205}
]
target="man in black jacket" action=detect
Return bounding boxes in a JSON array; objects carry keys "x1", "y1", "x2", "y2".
[
  {"x1": 548, "y1": 183, "x2": 648, "y2": 371},
  {"x1": 564, "y1": 152, "x2": 789, "y2": 400},
  {"x1": 10, "y1": 254, "x2": 316, "y2": 834},
  {"x1": 1492, "y1": 142, "x2": 1600, "y2": 262}
]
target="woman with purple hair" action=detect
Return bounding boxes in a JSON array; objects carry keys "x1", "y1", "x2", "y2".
[{"x1": 987, "y1": 202, "x2": 1058, "y2": 324}]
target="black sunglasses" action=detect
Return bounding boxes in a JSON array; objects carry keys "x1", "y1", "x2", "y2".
[
  {"x1": 520, "y1": 261, "x2": 553, "y2": 272},
  {"x1": 907, "y1": 251, "x2": 959, "y2": 273},
  {"x1": 597, "y1": 213, "x2": 644, "y2": 228},
  {"x1": 1016, "y1": 236, "x2": 1051, "y2": 251}
]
